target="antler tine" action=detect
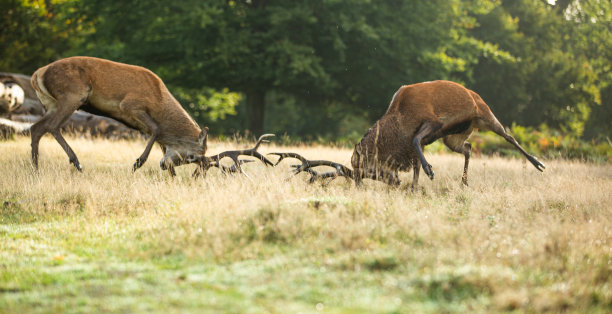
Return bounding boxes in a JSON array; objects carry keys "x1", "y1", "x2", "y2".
[
  {"x1": 303, "y1": 168, "x2": 345, "y2": 184},
  {"x1": 268, "y1": 152, "x2": 308, "y2": 166},
  {"x1": 190, "y1": 134, "x2": 275, "y2": 178},
  {"x1": 270, "y1": 152, "x2": 354, "y2": 183},
  {"x1": 222, "y1": 159, "x2": 255, "y2": 174},
  {"x1": 192, "y1": 156, "x2": 213, "y2": 179},
  {"x1": 253, "y1": 133, "x2": 275, "y2": 150},
  {"x1": 192, "y1": 158, "x2": 254, "y2": 178},
  {"x1": 209, "y1": 134, "x2": 276, "y2": 174}
]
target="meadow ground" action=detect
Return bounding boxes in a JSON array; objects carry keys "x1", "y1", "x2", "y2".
[{"x1": 0, "y1": 135, "x2": 611, "y2": 313}]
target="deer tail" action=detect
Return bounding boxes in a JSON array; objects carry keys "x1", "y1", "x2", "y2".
[{"x1": 31, "y1": 67, "x2": 56, "y2": 102}]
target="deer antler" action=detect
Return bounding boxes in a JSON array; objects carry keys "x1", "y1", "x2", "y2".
[
  {"x1": 211, "y1": 159, "x2": 256, "y2": 174},
  {"x1": 269, "y1": 152, "x2": 354, "y2": 184},
  {"x1": 209, "y1": 134, "x2": 275, "y2": 168},
  {"x1": 191, "y1": 134, "x2": 275, "y2": 178}
]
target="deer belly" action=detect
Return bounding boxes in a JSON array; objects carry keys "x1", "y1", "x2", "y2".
[{"x1": 79, "y1": 101, "x2": 140, "y2": 131}]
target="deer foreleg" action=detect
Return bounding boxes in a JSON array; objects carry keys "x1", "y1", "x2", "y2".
[
  {"x1": 411, "y1": 158, "x2": 421, "y2": 191},
  {"x1": 158, "y1": 145, "x2": 176, "y2": 177},
  {"x1": 131, "y1": 111, "x2": 160, "y2": 172},
  {"x1": 412, "y1": 121, "x2": 442, "y2": 180},
  {"x1": 354, "y1": 171, "x2": 363, "y2": 187}
]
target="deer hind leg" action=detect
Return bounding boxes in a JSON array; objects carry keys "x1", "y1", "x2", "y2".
[
  {"x1": 31, "y1": 114, "x2": 51, "y2": 169},
  {"x1": 443, "y1": 134, "x2": 472, "y2": 186},
  {"x1": 31, "y1": 96, "x2": 86, "y2": 171},
  {"x1": 412, "y1": 121, "x2": 443, "y2": 180},
  {"x1": 477, "y1": 117, "x2": 545, "y2": 172},
  {"x1": 52, "y1": 130, "x2": 83, "y2": 171}
]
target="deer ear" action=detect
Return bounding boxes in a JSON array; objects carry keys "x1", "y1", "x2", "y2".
[{"x1": 198, "y1": 127, "x2": 209, "y2": 148}]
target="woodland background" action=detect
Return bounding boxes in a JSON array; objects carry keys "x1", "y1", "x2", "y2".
[
  {"x1": 2, "y1": 2, "x2": 612, "y2": 312},
  {"x1": 1, "y1": 0, "x2": 610, "y2": 149}
]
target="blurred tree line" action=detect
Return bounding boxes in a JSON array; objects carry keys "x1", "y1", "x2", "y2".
[{"x1": 1, "y1": 0, "x2": 610, "y2": 142}]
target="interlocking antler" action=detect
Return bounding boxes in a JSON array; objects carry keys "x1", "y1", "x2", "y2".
[
  {"x1": 210, "y1": 159, "x2": 255, "y2": 174},
  {"x1": 191, "y1": 134, "x2": 275, "y2": 177},
  {"x1": 269, "y1": 152, "x2": 354, "y2": 184}
]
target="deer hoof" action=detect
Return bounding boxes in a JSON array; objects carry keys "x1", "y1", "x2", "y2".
[
  {"x1": 133, "y1": 158, "x2": 144, "y2": 172},
  {"x1": 70, "y1": 159, "x2": 82, "y2": 172},
  {"x1": 423, "y1": 163, "x2": 434, "y2": 180}
]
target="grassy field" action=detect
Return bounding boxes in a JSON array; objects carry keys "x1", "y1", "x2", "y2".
[{"x1": 1, "y1": 135, "x2": 611, "y2": 313}]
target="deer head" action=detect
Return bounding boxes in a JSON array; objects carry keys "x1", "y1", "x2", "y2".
[{"x1": 160, "y1": 127, "x2": 209, "y2": 171}]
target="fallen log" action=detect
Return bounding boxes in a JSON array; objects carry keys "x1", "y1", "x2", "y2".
[{"x1": 0, "y1": 117, "x2": 32, "y2": 139}]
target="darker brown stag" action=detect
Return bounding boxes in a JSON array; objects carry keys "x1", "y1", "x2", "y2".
[{"x1": 276, "y1": 80, "x2": 545, "y2": 188}]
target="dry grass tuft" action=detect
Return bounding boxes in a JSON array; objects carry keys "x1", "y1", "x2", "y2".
[{"x1": 1, "y1": 135, "x2": 611, "y2": 312}]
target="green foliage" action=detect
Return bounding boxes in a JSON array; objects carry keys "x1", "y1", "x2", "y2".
[
  {"x1": 469, "y1": 0, "x2": 611, "y2": 138},
  {"x1": 172, "y1": 87, "x2": 241, "y2": 123},
  {"x1": 68, "y1": 0, "x2": 516, "y2": 132},
  {"x1": 0, "y1": 0, "x2": 81, "y2": 74},
  {"x1": 1, "y1": 0, "x2": 611, "y2": 145}
]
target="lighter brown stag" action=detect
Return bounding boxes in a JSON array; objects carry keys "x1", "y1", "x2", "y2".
[{"x1": 30, "y1": 56, "x2": 211, "y2": 175}]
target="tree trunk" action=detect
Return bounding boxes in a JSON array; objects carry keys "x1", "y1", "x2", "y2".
[{"x1": 246, "y1": 90, "x2": 265, "y2": 136}]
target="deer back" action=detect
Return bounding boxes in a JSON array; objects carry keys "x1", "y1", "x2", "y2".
[{"x1": 32, "y1": 57, "x2": 202, "y2": 145}]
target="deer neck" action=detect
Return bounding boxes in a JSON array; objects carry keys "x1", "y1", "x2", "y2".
[
  {"x1": 153, "y1": 97, "x2": 203, "y2": 158},
  {"x1": 356, "y1": 116, "x2": 413, "y2": 170}
]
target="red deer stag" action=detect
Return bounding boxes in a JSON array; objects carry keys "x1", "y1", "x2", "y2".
[
  {"x1": 30, "y1": 56, "x2": 209, "y2": 174},
  {"x1": 29, "y1": 56, "x2": 274, "y2": 176},
  {"x1": 274, "y1": 80, "x2": 545, "y2": 188}
]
